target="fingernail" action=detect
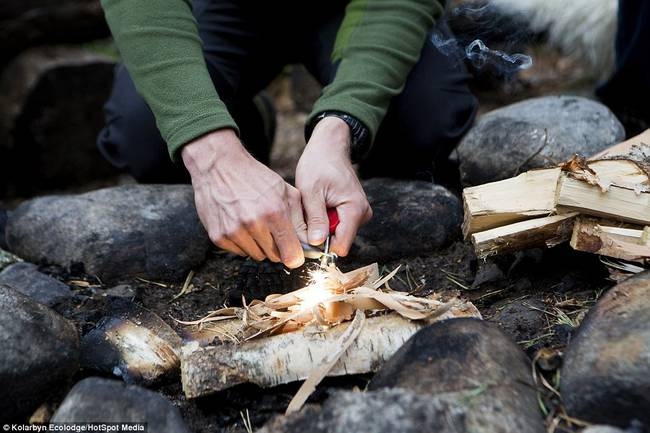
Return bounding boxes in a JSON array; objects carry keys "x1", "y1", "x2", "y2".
[{"x1": 309, "y1": 229, "x2": 324, "y2": 244}]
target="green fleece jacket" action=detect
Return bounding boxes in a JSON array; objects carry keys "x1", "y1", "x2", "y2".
[{"x1": 101, "y1": 0, "x2": 444, "y2": 161}]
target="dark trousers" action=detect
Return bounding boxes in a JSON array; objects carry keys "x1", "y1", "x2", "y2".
[
  {"x1": 597, "y1": 0, "x2": 650, "y2": 136},
  {"x1": 97, "y1": 0, "x2": 477, "y2": 183}
]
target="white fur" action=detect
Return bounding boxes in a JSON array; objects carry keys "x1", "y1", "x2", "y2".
[{"x1": 489, "y1": 0, "x2": 617, "y2": 79}]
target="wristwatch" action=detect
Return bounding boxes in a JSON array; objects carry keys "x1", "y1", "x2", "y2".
[{"x1": 305, "y1": 111, "x2": 371, "y2": 163}]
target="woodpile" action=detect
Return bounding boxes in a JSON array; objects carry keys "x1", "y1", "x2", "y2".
[{"x1": 462, "y1": 129, "x2": 650, "y2": 264}]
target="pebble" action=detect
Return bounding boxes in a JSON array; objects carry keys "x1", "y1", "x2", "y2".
[{"x1": 0, "y1": 261, "x2": 71, "y2": 307}]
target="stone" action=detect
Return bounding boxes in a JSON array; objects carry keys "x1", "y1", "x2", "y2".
[
  {"x1": 0, "y1": 262, "x2": 72, "y2": 307},
  {"x1": 0, "y1": 1, "x2": 109, "y2": 64},
  {"x1": 51, "y1": 377, "x2": 191, "y2": 433},
  {"x1": 80, "y1": 297, "x2": 182, "y2": 385},
  {"x1": 5, "y1": 184, "x2": 211, "y2": 282},
  {"x1": 351, "y1": 178, "x2": 462, "y2": 262},
  {"x1": 0, "y1": 285, "x2": 79, "y2": 421},
  {"x1": 0, "y1": 46, "x2": 118, "y2": 197},
  {"x1": 260, "y1": 388, "x2": 473, "y2": 433},
  {"x1": 457, "y1": 96, "x2": 625, "y2": 186},
  {"x1": 581, "y1": 427, "x2": 628, "y2": 433},
  {"x1": 370, "y1": 318, "x2": 544, "y2": 433},
  {"x1": 562, "y1": 271, "x2": 650, "y2": 426}
]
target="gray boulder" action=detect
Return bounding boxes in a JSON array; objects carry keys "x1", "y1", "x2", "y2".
[
  {"x1": 5, "y1": 184, "x2": 211, "y2": 282},
  {"x1": 562, "y1": 271, "x2": 650, "y2": 426},
  {"x1": 457, "y1": 96, "x2": 624, "y2": 186},
  {"x1": 0, "y1": 262, "x2": 71, "y2": 307},
  {"x1": 369, "y1": 318, "x2": 544, "y2": 433},
  {"x1": 51, "y1": 377, "x2": 191, "y2": 433},
  {"x1": 352, "y1": 178, "x2": 462, "y2": 262},
  {"x1": 0, "y1": 285, "x2": 79, "y2": 421},
  {"x1": 260, "y1": 388, "x2": 474, "y2": 433}
]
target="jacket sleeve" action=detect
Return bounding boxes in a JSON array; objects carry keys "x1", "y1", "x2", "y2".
[
  {"x1": 101, "y1": 0, "x2": 238, "y2": 161},
  {"x1": 308, "y1": 0, "x2": 444, "y2": 144}
]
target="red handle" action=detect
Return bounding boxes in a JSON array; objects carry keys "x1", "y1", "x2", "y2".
[{"x1": 327, "y1": 208, "x2": 339, "y2": 235}]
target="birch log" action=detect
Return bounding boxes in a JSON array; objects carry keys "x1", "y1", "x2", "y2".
[{"x1": 181, "y1": 305, "x2": 480, "y2": 399}]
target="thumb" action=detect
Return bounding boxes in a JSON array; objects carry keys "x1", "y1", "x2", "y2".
[{"x1": 301, "y1": 191, "x2": 329, "y2": 245}]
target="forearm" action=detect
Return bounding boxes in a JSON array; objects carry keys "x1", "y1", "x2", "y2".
[
  {"x1": 101, "y1": 0, "x2": 237, "y2": 161},
  {"x1": 309, "y1": 0, "x2": 443, "y2": 143}
]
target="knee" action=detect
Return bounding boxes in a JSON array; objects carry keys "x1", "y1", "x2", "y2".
[{"x1": 401, "y1": 88, "x2": 478, "y2": 160}]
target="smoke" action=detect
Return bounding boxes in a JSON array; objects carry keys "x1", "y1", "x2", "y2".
[
  {"x1": 435, "y1": 0, "x2": 537, "y2": 79},
  {"x1": 465, "y1": 39, "x2": 532, "y2": 72},
  {"x1": 430, "y1": 29, "x2": 533, "y2": 78}
]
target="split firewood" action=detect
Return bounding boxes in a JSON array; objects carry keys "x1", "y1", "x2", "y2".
[
  {"x1": 179, "y1": 263, "x2": 481, "y2": 399},
  {"x1": 557, "y1": 163, "x2": 650, "y2": 226},
  {"x1": 571, "y1": 216, "x2": 650, "y2": 263},
  {"x1": 471, "y1": 213, "x2": 578, "y2": 258},
  {"x1": 462, "y1": 167, "x2": 561, "y2": 236}
]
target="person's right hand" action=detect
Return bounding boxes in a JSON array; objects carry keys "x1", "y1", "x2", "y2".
[{"x1": 181, "y1": 129, "x2": 306, "y2": 268}]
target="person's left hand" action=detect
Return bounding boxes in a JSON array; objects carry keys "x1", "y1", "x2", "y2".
[{"x1": 295, "y1": 116, "x2": 372, "y2": 256}]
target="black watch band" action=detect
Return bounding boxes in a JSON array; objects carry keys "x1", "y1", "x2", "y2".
[{"x1": 305, "y1": 111, "x2": 371, "y2": 163}]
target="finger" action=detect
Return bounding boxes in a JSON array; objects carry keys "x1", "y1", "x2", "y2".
[
  {"x1": 301, "y1": 190, "x2": 329, "y2": 246},
  {"x1": 228, "y1": 229, "x2": 266, "y2": 261},
  {"x1": 245, "y1": 219, "x2": 282, "y2": 263},
  {"x1": 288, "y1": 187, "x2": 308, "y2": 244},
  {"x1": 214, "y1": 237, "x2": 247, "y2": 257},
  {"x1": 330, "y1": 202, "x2": 372, "y2": 256},
  {"x1": 269, "y1": 198, "x2": 305, "y2": 269}
]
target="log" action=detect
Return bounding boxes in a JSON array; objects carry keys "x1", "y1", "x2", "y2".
[
  {"x1": 471, "y1": 213, "x2": 578, "y2": 258},
  {"x1": 556, "y1": 175, "x2": 650, "y2": 226},
  {"x1": 180, "y1": 304, "x2": 481, "y2": 399},
  {"x1": 462, "y1": 167, "x2": 561, "y2": 237},
  {"x1": 570, "y1": 217, "x2": 650, "y2": 263}
]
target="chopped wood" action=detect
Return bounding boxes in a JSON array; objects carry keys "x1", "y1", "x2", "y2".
[
  {"x1": 471, "y1": 213, "x2": 578, "y2": 258},
  {"x1": 570, "y1": 217, "x2": 650, "y2": 263},
  {"x1": 556, "y1": 175, "x2": 650, "y2": 225},
  {"x1": 461, "y1": 130, "x2": 650, "y2": 260},
  {"x1": 462, "y1": 167, "x2": 562, "y2": 237},
  {"x1": 180, "y1": 303, "x2": 481, "y2": 398}
]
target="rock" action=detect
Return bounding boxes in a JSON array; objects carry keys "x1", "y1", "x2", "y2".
[
  {"x1": 457, "y1": 96, "x2": 625, "y2": 186},
  {"x1": 260, "y1": 388, "x2": 472, "y2": 433},
  {"x1": 0, "y1": 46, "x2": 118, "y2": 197},
  {"x1": 0, "y1": 285, "x2": 79, "y2": 421},
  {"x1": 0, "y1": 0, "x2": 109, "y2": 65},
  {"x1": 562, "y1": 271, "x2": 650, "y2": 426},
  {"x1": 351, "y1": 178, "x2": 462, "y2": 262},
  {"x1": 5, "y1": 184, "x2": 211, "y2": 281},
  {"x1": 51, "y1": 377, "x2": 191, "y2": 433},
  {"x1": 370, "y1": 318, "x2": 544, "y2": 432},
  {"x1": 581, "y1": 427, "x2": 628, "y2": 433},
  {"x1": 0, "y1": 262, "x2": 72, "y2": 307},
  {"x1": 80, "y1": 297, "x2": 182, "y2": 385},
  {"x1": 488, "y1": 297, "x2": 547, "y2": 348}
]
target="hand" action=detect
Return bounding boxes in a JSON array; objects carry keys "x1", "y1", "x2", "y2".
[
  {"x1": 182, "y1": 129, "x2": 306, "y2": 268},
  {"x1": 295, "y1": 117, "x2": 372, "y2": 256}
]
